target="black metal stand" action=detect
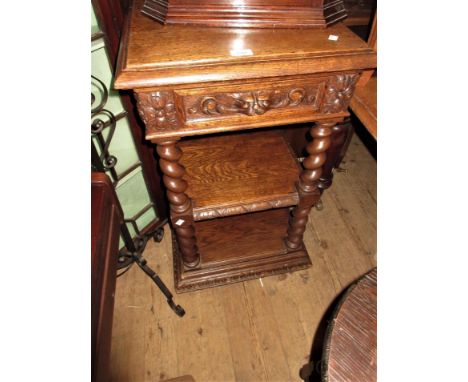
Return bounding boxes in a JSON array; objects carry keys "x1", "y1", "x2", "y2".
[
  {"x1": 92, "y1": 74, "x2": 185, "y2": 318},
  {"x1": 117, "y1": 225, "x2": 186, "y2": 317}
]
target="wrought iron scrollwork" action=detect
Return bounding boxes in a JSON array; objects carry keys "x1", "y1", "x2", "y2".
[
  {"x1": 91, "y1": 75, "x2": 118, "y2": 178},
  {"x1": 91, "y1": 43, "x2": 182, "y2": 317}
]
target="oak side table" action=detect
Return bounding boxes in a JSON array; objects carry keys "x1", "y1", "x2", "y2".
[{"x1": 115, "y1": 0, "x2": 376, "y2": 292}]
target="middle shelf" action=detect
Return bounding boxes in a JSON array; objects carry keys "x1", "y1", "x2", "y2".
[{"x1": 179, "y1": 130, "x2": 302, "y2": 221}]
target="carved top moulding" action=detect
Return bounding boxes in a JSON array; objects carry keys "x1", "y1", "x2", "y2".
[{"x1": 141, "y1": 0, "x2": 348, "y2": 29}]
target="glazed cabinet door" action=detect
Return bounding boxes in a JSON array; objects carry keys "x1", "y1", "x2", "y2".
[{"x1": 91, "y1": 3, "x2": 167, "y2": 244}]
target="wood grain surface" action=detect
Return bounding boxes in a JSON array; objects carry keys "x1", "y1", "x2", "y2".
[
  {"x1": 108, "y1": 133, "x2": 376, "y2": 381},
  {"x1": 114, "y1": 0, "x2": 376, "y2": 90},
  {"x1": 141, "y1": 0, "x2": 347, "y2": 29},
  {"x1": 322, "y1": 268, "x2": 377, "y2": 382},
  {"x1": 179, "y1": 131, "x2": 300, "y2": 220},
  {"x1": 174, "y1": 208, "x2": 311, "y2": 292},
  {"x1": 349, "y1": 13, "x2": 376, "y2": 139},
  {"x1": 196, "y1": 208, "x2": 291, "y2": 264},
  {"x1": 349, "y1": 75, "x2": 377, "y2": 139}
]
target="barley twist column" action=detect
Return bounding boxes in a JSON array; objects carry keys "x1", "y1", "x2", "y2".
[
  {"x1": 156, "y1": 140, "x2": 200, "y2": 268},
  {"x1": 285, "y1": 120, "x2": 336, "y2": 249},
  {"x1": 318, "y1": 117, "x2": 354, "y2": 191}
]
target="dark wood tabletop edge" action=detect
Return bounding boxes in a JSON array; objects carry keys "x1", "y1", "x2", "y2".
[
  {"x1": 123, "y1": 47, "x2": 375, "y2": 72},
  {"x1": 320, "y1": 267, "x2": 377, "y2": 382}
]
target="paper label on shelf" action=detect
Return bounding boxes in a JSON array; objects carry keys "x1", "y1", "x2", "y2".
[
  {"x1": 230, "y1": 48, "x2": 253, "y2": 56},
  {"x1": 328, "y1": 34, "x2": 339, "y2": 41}
]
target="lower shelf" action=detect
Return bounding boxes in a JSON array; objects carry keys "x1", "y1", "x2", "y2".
[{"x1": 173, "y1": 208, "x2": 311, "y2": 292}]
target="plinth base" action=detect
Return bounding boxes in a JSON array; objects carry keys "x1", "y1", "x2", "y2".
[{"x1": 172, "y1": 208, "x2": 312, "y2": 293}]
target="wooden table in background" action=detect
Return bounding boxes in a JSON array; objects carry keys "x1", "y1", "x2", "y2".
[
  {"x1": 115, "y1": 0, "x2": 376, "y2": 292},
  {"x1": 322, "y1": 268, "x2": 377, "y2": 382}
]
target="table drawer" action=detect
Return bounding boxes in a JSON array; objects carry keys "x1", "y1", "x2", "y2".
[
  {"x1": 180, "y1": 73, "x2": 359, "y2": 121},
  {"x1": 136, "y1": 72, "x2": 360, "y2": 140},
  {"x1": 181, "y1": 78, "x2": 325, "y2": 122}
]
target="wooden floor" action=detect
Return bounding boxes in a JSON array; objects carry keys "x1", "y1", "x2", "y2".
[{"x1": 109, "y1": 133, "x2": 377, "y2": 382}]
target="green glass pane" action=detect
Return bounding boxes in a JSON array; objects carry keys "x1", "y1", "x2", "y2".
[
  {"x1": 135, "y1": 206, "x2": 157, "y2": 233},
  {"x1": 91, "y1": 6, "x2": 100, "y2": 35},
  {"x1": 92, "y1": 2, "x2": 158, "y2": 249},
  {"x1": 118, "y1": 207, "x2": 158, "y2": 249},
  {"x1": 115, "y1": 168, "x2": 152, "y2": 219},
  {"x1": 91, "y1": 45, "x2": 124, "y2": 115}
]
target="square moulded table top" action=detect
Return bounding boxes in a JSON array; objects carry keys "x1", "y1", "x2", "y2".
[{"x1": 115, "y1": 0, "x2": 376, "y2": 90}]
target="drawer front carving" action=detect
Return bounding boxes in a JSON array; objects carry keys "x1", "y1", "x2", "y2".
[
  {"x1": 136, "y1": 73, "x2": 360, "y2": 139},
  {"x1": 186, "y1": 86, "x2": 322, "y2": 118},
  {"x1": 182, "y1": 73, "x2": 359, "y2": 123}
]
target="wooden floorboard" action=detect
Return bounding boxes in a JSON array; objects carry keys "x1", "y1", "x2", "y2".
[{"x1": 109, "y1": 133, "x2": 376, "y2": 382}]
